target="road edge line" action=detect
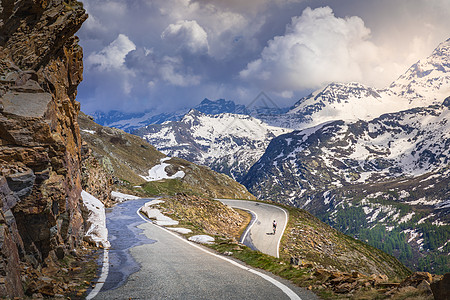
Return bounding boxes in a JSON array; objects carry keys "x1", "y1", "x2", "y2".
[
  {"x1": 239, "y1": 209, "x2": 258, "y2": 245},
  {"x1": 218, "y1": 199, "x2": 288, "y2": 258},
  {"x1": 136, "y1": 207, "x2": 302, "y2": 300},
  {"x1": 85, "y1": 248, "x2": 110, "y2": 300}
]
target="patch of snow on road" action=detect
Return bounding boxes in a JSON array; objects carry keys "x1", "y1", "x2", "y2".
[
  {"x1": 81, "y1": 190, "x2": 110, "y2": 248},
  {"x1": 145, "y1": 199, "x2": 166, "y2": 206},
  {"x1": 188, "y1": 235, "x2": 215, "y2": 244},
  {"x1": 111, "y1": 191, "x2": 140, "y2": 202}
]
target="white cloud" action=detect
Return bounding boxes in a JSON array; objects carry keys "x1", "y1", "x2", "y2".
[
  {"x1": 161, "y1": 20, "x2": 209, "y2": 54},
  {"x1": 86, "y1": 34, "x2": 136, "y2": 71},
  {"x1": 240, "y1": 6, "x2": 381, "y2": 93}
]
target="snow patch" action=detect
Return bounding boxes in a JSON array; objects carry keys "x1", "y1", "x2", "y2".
[
  {"x1": 81, "y1": 190, "x2": 110, "y2": 248},
  {"x1": 167, "y1": 227, "x2": 192, "y2": 234},
  {"x1": 399, "y1": 212, "x2": 415, "y2": 224},
  {"x1": 81, "y1": 129, "x2": 96, "y2": 134},
  {"x1": 141, "y1": 201, "x2": 178, "y2": 226},
  {"x1": 188, "y1": 235, "x2": 215, "y2": 244},
  {"x1": 140, "y1": 157, "x2": 185, "y2": 181},
  {"x1": 438, "y1": 240, "x2": 450, "y2": 252},
  {"x1": 111, "y1": 191, "x2": 140, "y2": 202}
]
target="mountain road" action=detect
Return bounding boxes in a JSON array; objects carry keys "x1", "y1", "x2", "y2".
[
  {"x1": 218, "y1": 199, "x2": 287, "y2": 258},
  {"x1": 88, "y1": 198, "x2": 317, "y2": 300}
]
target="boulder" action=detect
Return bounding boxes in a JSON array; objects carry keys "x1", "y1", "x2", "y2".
[
  {"x1": 399, "y1": 272, "x2": 433, "y2": 288},
  {"x1": 431, "y1": 273, "x2": 450, "y2": 300}
]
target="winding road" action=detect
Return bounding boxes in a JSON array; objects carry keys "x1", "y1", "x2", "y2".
[
  {"x1": 218, "y1": 199, "x2": 287, "y2": 258},
  {"x1": 88, "y1": 198, "x2": 317, "y2": 300}
]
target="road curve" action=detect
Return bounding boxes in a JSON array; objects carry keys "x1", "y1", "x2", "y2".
[
  {"x1": 90, "y1": 198, "x2": 318, "y2": 300},
  {"x1": 218, "y1": 199, "x2": 287, "y2": 258}
]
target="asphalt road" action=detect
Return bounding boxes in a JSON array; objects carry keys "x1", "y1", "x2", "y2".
[
  {"x1": 218, "y1": 199, "x2": 287, "y2": 258},
  {"x1": 89, "y1": 198, "x2": 318, "y2": 300}
]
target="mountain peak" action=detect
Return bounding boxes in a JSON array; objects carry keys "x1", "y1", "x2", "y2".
[{"x1": 389, "y1": 38, "x2": 450, "y2": 103}]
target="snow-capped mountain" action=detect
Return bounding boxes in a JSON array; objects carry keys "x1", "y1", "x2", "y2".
[
  {"x1": 283, "y1": 38, "x2": 450, "y2": 130},
  {"x1": 134, "y1": 109, "x2": 292, "y2": 181},
  {"x1": 243, "y1": 98, "x2": 450, "y2": 205},
  {"x1": 242, "y1": 98, "x2": 450, "y2": 273},
  {"x1": 92, "y1": 98, "x2": 250, "y2": 133},
  {"x1": 390, "y1": 37, "x2": 450, "y2": 104}
]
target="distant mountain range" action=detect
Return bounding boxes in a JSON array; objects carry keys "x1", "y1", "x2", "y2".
[
  {"x1": 133, "y1": 109, "x2": 291, "y2": 181},
  {"x1": 132, "y1": 38, "x2": 450, "y2": 180},
  {"x1": 93, "y1": 98, "x2": 252, "y2": 133}
]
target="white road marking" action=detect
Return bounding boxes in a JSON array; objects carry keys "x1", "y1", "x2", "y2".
[
  {"x1": 239, "y1": 209, "x2": 258, "y2": 245},
  {"x1": 85, "y1": 248, "x2": 110, "y2": 300},
  {"x1": 137, "y1": 207, "x2": 302, "y2": 300}
]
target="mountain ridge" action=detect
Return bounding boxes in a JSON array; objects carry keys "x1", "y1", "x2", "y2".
[
  {"x1": 134, "y1": 109, "x2": 292, "y2": 181},
  {"x1": 79, "y1": 112, "x2": 255, "y2": 200}
]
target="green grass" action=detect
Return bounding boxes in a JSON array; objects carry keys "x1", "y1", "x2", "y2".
[
  {"x1": 210, "y1": 241, "x2": 313, "y2": 287},
  {"x1": 141, "y1": 178, "x2": 199, "y2": 196}
]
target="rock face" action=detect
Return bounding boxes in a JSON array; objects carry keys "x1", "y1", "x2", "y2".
[{"x1": 0, "y1": 0, "x2": 87, "y2": 297}]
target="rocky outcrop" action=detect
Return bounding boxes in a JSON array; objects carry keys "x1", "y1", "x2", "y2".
[
  {"x1": 0, "y1": 0, "x2": 87, "y2": 297},
  {"x1": 431, "y1": 273, "x2": 450, "y2": 300},
  {"x1": 81, "y1": 142, "x2": 113, "y2": 207}
]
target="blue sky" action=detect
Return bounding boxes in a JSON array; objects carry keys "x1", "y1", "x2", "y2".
[{"x1": 77, "y1": 0, "x2": 450, "y2": 115}]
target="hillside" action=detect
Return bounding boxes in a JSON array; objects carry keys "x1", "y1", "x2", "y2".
[
  {"x1": 78, "y1": 112, "x2": 255, "y2": 200},
  {"x1": 242, "y1": 98, "x2": 450, "y2": 274}
]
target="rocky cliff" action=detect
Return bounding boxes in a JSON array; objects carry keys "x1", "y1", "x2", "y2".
[{"x1": 0, "y1": 0, "x2": 87, "y2": 297}]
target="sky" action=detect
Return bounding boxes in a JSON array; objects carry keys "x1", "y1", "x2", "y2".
[{"x1": 77, "y1": 0, "x2": 450, "y2": 115}]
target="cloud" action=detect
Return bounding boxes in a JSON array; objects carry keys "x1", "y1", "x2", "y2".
[
  {"x1": 159, "y1": 56, "x2": 201, "y2": 86},
  {"x1": 161, "y1": 20, "x2": 209, "y2": 54},
  {"x1": 77, "y1": 0, "x2": 450, "y2": 114},
  {"x1": 86, "y1": 34, "x2": 136, "y2": 71},
  {"x1": 240, "y1": 6, "x2": 381, "y2": 94}
]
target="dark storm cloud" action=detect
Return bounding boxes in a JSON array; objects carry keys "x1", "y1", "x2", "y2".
[{"x1": 76, "y1": 0, "x2": 450, "y2": 114}]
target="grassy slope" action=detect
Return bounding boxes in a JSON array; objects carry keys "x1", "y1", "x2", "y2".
[{"x1": 281, "y1": 206, "x2": 410, "y2": 279}]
